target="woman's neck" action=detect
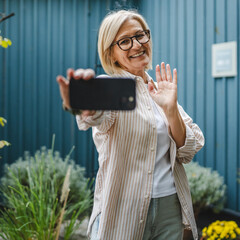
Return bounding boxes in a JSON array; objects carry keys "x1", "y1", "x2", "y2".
[{"x1": 132, "y1": 70, "x2": 148, "y2": 83}]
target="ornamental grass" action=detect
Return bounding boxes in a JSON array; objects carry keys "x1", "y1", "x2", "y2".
[{"x1": 0, "y1": 136, "x2": 93, "y2": 240}]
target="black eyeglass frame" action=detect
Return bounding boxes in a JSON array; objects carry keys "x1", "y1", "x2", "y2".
[{"x1": 111, "y1": 29, "x2": 151, "y2": 51}]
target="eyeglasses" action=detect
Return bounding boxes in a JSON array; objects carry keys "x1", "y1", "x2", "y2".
[{"x1": 111, "y1": 30, "x2": 150, "y2": 51}]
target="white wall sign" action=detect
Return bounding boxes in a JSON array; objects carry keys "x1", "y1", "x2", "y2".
[{"x1": 212, "y1": 41, "x2": 237, "y2": 78}]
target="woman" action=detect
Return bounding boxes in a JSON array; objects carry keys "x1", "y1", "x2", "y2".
[{"x1": 57, "y1": 10, "x2": 204, "y2": 240}]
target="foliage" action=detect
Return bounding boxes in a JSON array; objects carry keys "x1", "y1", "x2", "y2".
[
  {"x1": 184, "y1": 161, "x2": 226, "y2": 214},
  {"x1": 0, "y1": 14, "x2": 12, "y2": 156},
  {"x1": 201, "y1": 220, "x2": 240, "y2": 240},
  {"x1": 0, "y1": 141, "x2": 93, "y2": 239},
  {"x1": 0, "y1": 117, "x2": 10, "y2": 151},
  {"x1": 0, "y1": 35, "x2": 11, "y2": 48}
]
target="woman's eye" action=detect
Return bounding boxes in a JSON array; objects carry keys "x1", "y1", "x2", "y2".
[
  {"x1": 120, "y1": 39, "x2": 130, "y2": 45},
  {"x1": 136, "y1": 34, "x2": 145, "y2": 40}
]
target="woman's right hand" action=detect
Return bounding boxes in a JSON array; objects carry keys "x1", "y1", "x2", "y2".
[{"x1": 56, "y1": 68, "x2": 96, "y2": 117}]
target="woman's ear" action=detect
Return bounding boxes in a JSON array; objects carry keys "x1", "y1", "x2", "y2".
[
  {"x1": 110, "y1": 49, "x2": 117, "y2": 65},
  {"x1": 112, "y1": 54, "x2": 116, "y2": 63}
]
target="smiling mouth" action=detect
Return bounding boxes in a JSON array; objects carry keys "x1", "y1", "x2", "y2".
[{"x1": 130, "y1": 51, "x2": 145, "y2": 58}]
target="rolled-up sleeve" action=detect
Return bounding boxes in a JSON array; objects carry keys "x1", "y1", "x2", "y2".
[
  {"x1": 76, "y1": 110, "x2": 117, "y2": 132},
  {"x1": 176, "y1": 105, "x2": 205, "y2": 164}
]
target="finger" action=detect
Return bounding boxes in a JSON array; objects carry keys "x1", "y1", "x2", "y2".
[
  {"x1": 166, "y1": 64, "x2": 172, "y2": 82},
  {"x1": 56, "y1": 75, "x2": 69, "y2": 86},
  {"x1": 73, "y1": 69, "x2": 85, "y2": 79},
  {"x1": 155, "y1": 64, "x2": 162, "y2": 83},
  {"x1": 161, "y1": 62, "x2": 167, "y2": 81},
  {"x1": 67, "y1": 68, "x2": 75, "y2": 81},
  {"x1": 173, "y1": 68, "x2": 177, "y2": 85},
  {"x1": 83, "y1": 69, "x2": 95, "y2": 80},
  {"x1": 56, "y1": 75, "x2": 70, "y2": 108}
]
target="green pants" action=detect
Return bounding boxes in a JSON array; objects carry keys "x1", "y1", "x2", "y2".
[{"x1": 142, "y1": 193, "x2": 184, "y2": 240}]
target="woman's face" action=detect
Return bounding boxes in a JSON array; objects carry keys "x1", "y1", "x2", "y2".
[{"x1": 112, "y1": 19, "x2": 151, "y2": 76}]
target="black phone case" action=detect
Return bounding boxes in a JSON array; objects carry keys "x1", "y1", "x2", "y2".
[{"x1": 69, "y1": 77, "x2": 136, "y2": 110}]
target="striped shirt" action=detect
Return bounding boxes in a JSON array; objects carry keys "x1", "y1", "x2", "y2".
[{"x1": 76, "y1": 70, "x2": 204, "y2": 240}]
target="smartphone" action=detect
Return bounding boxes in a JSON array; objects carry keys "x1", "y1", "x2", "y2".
[{"x1": 69, "y1": 77, "x2": 136, "y2": 110}]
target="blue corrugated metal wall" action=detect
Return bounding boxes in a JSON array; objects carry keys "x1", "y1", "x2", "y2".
[
  {"x1": 1, "y1": 0, "x2": 240, "y2": 213},
  {"x1": 0, "y1": 0, "x2": 138, "y2": 178},
  {"x1": 140, "y1": 0, "x2": 240, "y2": 212}
]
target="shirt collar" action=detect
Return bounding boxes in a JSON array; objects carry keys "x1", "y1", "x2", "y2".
[{"x1": 112, "y1": 69, "x2": 152, "y2": 84}]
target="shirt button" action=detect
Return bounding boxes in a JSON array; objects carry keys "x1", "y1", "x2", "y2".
[
  {"x1": 147, "y1": 106, "x2": 151, "y2": 110},
  {"x1": 153, "y1": 125, "x2": 156, "y2": 129},
  {"x1": 151, "y1": 147, "x2": 154, "y2": 151},
  {"x1": 139, "y1": 220, "x2": 144, "y2": 224},
  {"x1": 148, "y1": 170, "x2": 152, "y2": 174},
  {"x1": 145, "y1": 195, "x2": 149, "y2": 199}
]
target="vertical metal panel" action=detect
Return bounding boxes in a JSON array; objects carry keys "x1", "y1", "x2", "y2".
[
  {"x1": 139, "y1": 0, "x2": 240, "y2": 212},
  {"x1": 169, "y1": 0, "x2": 178, "y2": 69},
  {"x1": 226, "y1": 0, "x2": 238, "y2": 210},
  {"x1": 195, "y1": 0, "x2": 205, "y2": 166},
  {"x1": 215, "y1": 0, "x2": 227, "y2": 186},
  {"x1": 205, "y1": 0, "x2": 216, "y2": 171},
  {"x1": 185, "y1": 0, "x2": 195, "y2": 118},
  {"x1": 177, "y1": 0, "x2": 187, "y2": 106}
]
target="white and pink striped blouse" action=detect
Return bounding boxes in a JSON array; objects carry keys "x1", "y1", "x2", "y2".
[{"x1": 76, "y1": 70, "x2": 204, "y2": 240}]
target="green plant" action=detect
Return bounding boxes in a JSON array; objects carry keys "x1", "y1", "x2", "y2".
[
  {"x1": 184, "y1": 161, "x2": 226, "y2": 215},
  {"x1": 201, "y1": 220, "x2": 240, "y2": 240},
  {"x1": 0, "y1": 138, "x2": 93, "y2": 240},
  {"x1": 0, "y1": 13, "x2": 13, "y2": 48},
  {"x1": 0, "y1": 117, "x2": 10, "y2": 151},
  {"x1": 0, "y1": 13, "x2": 13, "y2": 155},
  {"x1": 0, "y1": 34, "x2": 11, "y2": 48}
]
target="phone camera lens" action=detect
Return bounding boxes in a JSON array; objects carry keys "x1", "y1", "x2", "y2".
[{"x1": 128, "y1": 96, "x2": 134, "y2": 102}]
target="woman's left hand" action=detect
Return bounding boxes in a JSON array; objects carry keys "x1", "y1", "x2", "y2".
[
  {"x1": 148, "y1": 62, "x2": 178, "y2": 117},
  {"x1": 148, "y1": 62, "x2": 186, "y2": 148}
]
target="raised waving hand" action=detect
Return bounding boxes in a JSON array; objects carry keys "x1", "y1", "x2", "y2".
[{"x1": 148, "y1": 62, "x2": 178, "y2": 116}]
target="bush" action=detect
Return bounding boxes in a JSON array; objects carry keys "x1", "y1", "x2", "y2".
[
  {"x1": 184, "y1": 161, "x2": 226, "y2": 215},
  {"x1": 0, "y1": 142, "x2": 93, "y2": 240}
]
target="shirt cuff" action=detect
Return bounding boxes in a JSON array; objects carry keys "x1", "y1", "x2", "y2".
[{"x1": 176, "y1": 124, "x2": 196, "y2": 159}]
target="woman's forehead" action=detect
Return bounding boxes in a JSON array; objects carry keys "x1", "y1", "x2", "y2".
[{"x1": 116, "y1": 19, "x2": 143, "y2": 38}]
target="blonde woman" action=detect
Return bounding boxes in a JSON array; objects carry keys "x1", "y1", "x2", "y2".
[{"x1": 57, "y1": 10, "x2": 204, "y2": 240}]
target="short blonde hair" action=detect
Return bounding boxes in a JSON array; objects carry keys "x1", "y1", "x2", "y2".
[{"x1": 98, "y1": 10, "x2": 152, "y2": 75}]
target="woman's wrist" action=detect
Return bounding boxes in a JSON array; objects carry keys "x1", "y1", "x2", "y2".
[
  {"x1": 164, "y1": 105, "x2": 186, "y2": 148},
  {"x1": 162, "y1": 103, "x2": 178, "y2": 120}
]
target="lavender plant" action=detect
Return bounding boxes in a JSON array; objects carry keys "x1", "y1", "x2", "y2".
[{"x1": 184, "y1": 161, "x2": 226, "y2": 216}]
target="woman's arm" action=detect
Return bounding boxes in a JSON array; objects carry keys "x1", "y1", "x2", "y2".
[
  {"x1": 56, "y1": 68, "x2": 96, "y2": 117},
  {"x1": 165, "y1": 105, "x2": 186, "y2": 148},
  {"x1": 57, "y1": 68, "x2": 116, "y2": 132},
  {"x1": 148, "y1": 62, "x2": 186, "y2": 148},
  {"x1": 176, "y1": 104, "x2": 205, "y2": 164},
  {"x1": 148, "y1": 62, "x2": 204, "y2": 162}
]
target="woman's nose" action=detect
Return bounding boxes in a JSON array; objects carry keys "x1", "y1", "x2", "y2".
[{"x1": 132, "y1": 38, "x2": 142, "y2": 49}]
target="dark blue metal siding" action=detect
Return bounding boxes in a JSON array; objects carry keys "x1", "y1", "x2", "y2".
[
  {"x1": 1, "y1": 0, "x2": 240, "y2": 213},
  {"x1": 0, "y1": 0, "x2": 138, "y2": 178},
  {"x1": 140, "y1": 0, "x2": 240, "y2": 212}
]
